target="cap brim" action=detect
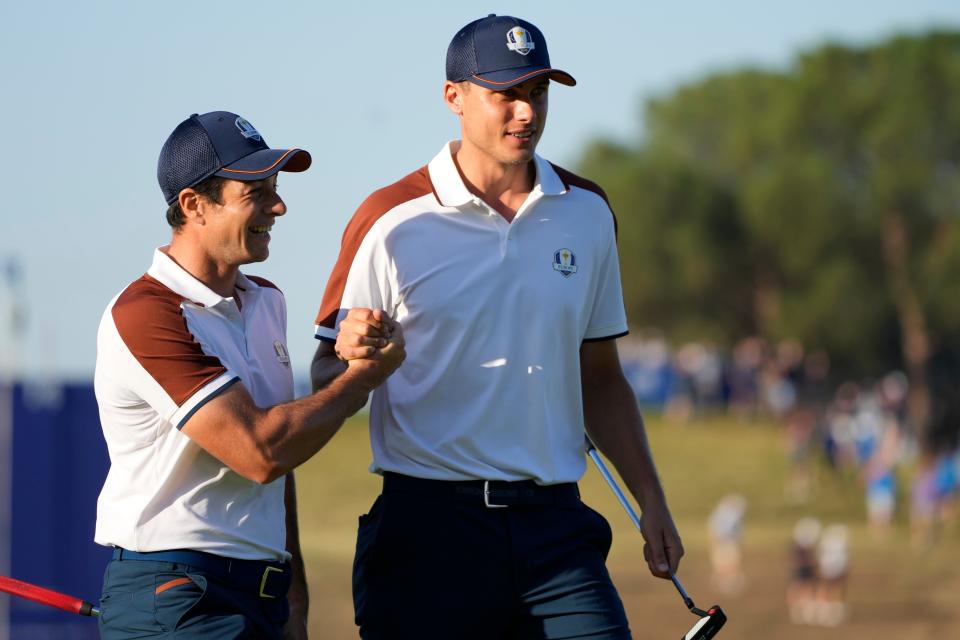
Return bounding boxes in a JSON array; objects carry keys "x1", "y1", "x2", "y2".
[
  {"x1": 215, "y1": 148, "x2": 312, "y2": 181},
  {"x1": 469, "y1": 67, "x2": 576, "y2": 90}
]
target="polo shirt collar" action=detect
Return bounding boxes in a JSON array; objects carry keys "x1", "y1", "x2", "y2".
[
  {"x1": 533, "y1": 154, "x2": 568, "y2": 197},
  {"x1": 147, "y1": 247, "x2": 257, "y2": 308},
  {"x1": 428, "y1": 141, "x2": 568, "y2": 208}
]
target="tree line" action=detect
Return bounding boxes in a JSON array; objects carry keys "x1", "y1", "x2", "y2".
[{"x1": 578, "y1": 31, "x2": 960, "y2": 447}]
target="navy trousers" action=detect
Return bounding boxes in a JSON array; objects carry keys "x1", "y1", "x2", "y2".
[
  {"x1": 353, "y1": 473, "x2": 632, "y2": 639},
  {"x1": 98, "y1": 555, "x2": 290, "y2": 639}
]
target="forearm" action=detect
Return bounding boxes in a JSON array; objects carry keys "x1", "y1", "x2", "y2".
[
  {"x1": 583, "y1": 374, "x2": 667, "y2": 510},
  {"x1": 580, "y1": 340, "x2": 683, "y2": 577},
  {"x1": 183, "y1": 337, "x2": 398, "y2": 484},
  {"x1": 256, "y1": 367, "x2": 371, "y2": 481}
]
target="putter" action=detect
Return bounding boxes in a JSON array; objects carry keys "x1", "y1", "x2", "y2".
[
  {"x1": 0, "y1": 575, "x2": 99, "y2": 617},
  {"x1": 585, "y1": 438, "x2": 727, "y2": 640}
]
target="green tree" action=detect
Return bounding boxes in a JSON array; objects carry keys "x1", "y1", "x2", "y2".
[{"x1": 580, "y1": 32, "x2": 960, "y2": 442}]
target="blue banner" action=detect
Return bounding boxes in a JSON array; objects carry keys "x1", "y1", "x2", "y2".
[{"x1": 5, "y1": 382, "x2": 109, "y2": 639}]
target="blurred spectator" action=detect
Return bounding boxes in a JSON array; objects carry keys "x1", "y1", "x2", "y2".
[
  {"x1": 728, "y1": 336, "x2": 767, "y2": 418},
  {"x1": 618, "y1": 333, "x2": 675, "y2": 409},
  {"x1": 787, "y1": 517, "x2": 821, "y2": 625},
  {"x1": 878, "y1": 370, "x2": 909, "y2": 426},
  {"x1": 910, "y1": 453, "x2": 939, "y2": 549},
  {"x1": 815, "y1": 524, "x2": 850, "y2": 627},
  {"x1": 783, "y1": 350, "x2": 831, "y2": 504},
  {"x1": 852, "y1": 389, "x2": 884, "y2": 467},
  {"x1": 707, "y1": 494, "x2": 747, "y2": 595},
  {"x1": 909, "y1": 370, "x2": 960, "y2": 548},
  {"x1": 864, "y1": 421, "x2": 899, "y2": 535},
  {"x1": 784, "y1": 414, "x2": 817, "y2": 504},
  {"x1": 763, "y1": 339, "x2": 803, "y2": 418},
  {"x1": 666, "y1": 342, "x2": 724, "y2": 422},
  {"x1": 933, "y1": 451, "x2": 959, "y2": 524},
  {"x1": 824, "y1": 382, "x2": 861, "y2": 472},
  {"x1": 862, "y1": 374, "x2": 907, "y2": 534},
  {"x1": 949, "y1": 450, "x2": 960, "y2": 522}
]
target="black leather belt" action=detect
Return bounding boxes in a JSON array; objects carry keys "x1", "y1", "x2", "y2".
[
  {"x1": 112, "y1": 547, "x2": 290, "y2": 599},
  {"x1": 382, "y1": 472, "x2": 580, "y2": 508}
]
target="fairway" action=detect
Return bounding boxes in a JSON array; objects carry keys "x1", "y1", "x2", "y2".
[{"x1": 294, "y1": 416, "x2": 959, "y2": 639}]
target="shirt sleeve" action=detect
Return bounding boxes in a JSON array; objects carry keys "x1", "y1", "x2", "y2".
[
  {"x1": 583, "y1": 227, "x2": 629, "y2": 342},
  {"x1": 107, "y1": 277, "x2": 240, "y2": 429},
  {"x1": 315, "y1": 219, "x2": 394, "y2": 343},
  {"x1": 315, "y1": 169, "x2": 432, "y2": 342}
]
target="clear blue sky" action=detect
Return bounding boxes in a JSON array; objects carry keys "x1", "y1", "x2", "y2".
[{"x1": 2, "y1": 1, "x2": 958, "y2": 380}]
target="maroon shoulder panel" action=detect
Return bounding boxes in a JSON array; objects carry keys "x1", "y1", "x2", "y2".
[
  {"x1": 550, "y1": 163, "x2": 618, "y2": 235},
  {"x1": 315, "y1": 166, "x2": 433, "y2": 330},
  {"x1": 246, "y1": 275, "x2": 281, "y2": 292},
  {"x1": 112, "y1": 274, "x2": 227, "y2": 406}
]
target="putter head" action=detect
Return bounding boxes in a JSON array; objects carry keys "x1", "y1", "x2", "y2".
[{"x1": 681, "y1": 605, "x2": 726, "y2": 640}]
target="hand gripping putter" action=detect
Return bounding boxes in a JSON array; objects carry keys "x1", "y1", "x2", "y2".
[{"x1": 585, "y1": 439, "x2": 727, "y2": 640}]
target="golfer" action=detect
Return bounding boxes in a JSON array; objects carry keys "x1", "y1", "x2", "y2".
[
  {"x1": 94, "y1": 111, "x2": 404, "y2": 639},
  {"x1": 313, "y1": 15, "x2": 683, "y2": 640},
  {"x1": 312, "y1": 15, "x2": 682, "y2": 639}
]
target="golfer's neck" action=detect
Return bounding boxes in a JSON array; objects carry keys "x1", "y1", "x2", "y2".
[
  {"x1": 163, "y1": 242, "x2": 239, "y2": 299},
  {"x1": 452, "y1": 141, "x2": 535, "y2": 203}
]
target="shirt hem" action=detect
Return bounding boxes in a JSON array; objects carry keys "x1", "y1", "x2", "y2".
[{"x1": 582, "y1": 329, "x2": 629, "y2": 343}]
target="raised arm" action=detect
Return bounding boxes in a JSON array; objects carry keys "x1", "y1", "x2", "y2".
[{"x1": 181, "y1": 315, "x2": 403, "y2": 484}]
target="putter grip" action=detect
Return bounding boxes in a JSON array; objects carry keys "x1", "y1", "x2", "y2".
[{"x1": 0, "y1": 575, "x2": 93, "y2": 616}]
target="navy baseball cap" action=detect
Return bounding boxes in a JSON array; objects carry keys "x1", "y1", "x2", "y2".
[
  {"x1": 157, "y1": 111, "x2": 312, "y2": 205},
  {"x1": 446, "y1": 14, "x2": 576, "y2": 90}
]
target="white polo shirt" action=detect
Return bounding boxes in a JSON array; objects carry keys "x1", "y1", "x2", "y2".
[
  {"x1": 316, "y1": 143, "x2": 628, "y2": 484},
  {"x1": 94, "y1": 248, "x2": 293, "y2": 561}
]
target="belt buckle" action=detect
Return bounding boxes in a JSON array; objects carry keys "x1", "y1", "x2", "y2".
[
  {"x1": 483, "y1": 480, "x2": 508, "y2": 509},
  {"x1": 259, "y1": 566, "x2": 283, "y2": 599}
]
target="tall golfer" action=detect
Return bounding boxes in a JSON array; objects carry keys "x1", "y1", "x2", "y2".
[
  {"x1": 94, "y1": 111, "x2": 404, "y2": 639},
  {"x1": 312, "y1": 14, "x2": 683, "y2": 639}
]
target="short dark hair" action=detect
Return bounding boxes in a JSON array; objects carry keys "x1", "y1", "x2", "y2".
[{"x1": 165, "y1": 175, "x2": 227, "y2": 229}]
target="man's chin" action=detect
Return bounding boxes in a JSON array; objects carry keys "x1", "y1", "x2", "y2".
[
  {"x1": 241, "y1": 249, "x2": 270, "y2": 265},
  {"x1": 503, "y1": 150, "x2": 536, "y2": 166}
]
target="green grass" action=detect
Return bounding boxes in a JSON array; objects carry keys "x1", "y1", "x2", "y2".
[{"x1": 294, "y1": 415, "x2": 960, "y2": 639}]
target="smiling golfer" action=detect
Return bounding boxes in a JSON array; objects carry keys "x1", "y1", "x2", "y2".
[
  {"x1": 93, "y1": 111, "x2": 404, "y2": 639},
  {"x1": 311, "y1": 15, "x2": 683, "y2": 639}
]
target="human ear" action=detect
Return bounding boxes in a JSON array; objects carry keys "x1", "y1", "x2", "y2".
[
  {"x1": 443, "y1": 81, "x2": 464, "y2": 116},
  {"x1": 178, "y1": 188, "x2": 205, "y2": 225}
]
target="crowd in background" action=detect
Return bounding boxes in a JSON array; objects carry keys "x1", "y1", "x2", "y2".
[{"x1": 617, "y1": 333, "x2": 960, "y2": 626}]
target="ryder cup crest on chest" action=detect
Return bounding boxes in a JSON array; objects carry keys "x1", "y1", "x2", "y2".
[
  {"x1": 553, "y1": 248, "x2": 578, "y2": 277},
  {"x1": 506, "y1": 26, "x2": 535, "y2": 55}
]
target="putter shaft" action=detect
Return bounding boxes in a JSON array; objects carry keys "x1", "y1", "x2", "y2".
[{"x1": 585, "y1": 440, "x2": 702, "y2": 614}]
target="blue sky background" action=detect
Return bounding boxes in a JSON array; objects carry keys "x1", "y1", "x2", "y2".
[{"x1": 2, "y1": 1, "x2": 959, "y2": 380}]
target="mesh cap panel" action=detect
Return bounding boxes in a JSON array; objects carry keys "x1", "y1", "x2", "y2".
[
  {"x1": 157, "y1": 118, "x2": 221, "y2": 205},
  {"x1": 446, "y1": 23, "x2": 479, "y2": 81}
]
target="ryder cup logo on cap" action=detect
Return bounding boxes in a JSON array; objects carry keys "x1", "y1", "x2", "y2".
[
  {"x1": 157, "y1": 111, "x2": 311, "y2": 205},
  {"x1": 506, "y1": 26, "x2": 535, "y2": 55},
  {"x1": 446, "y1": 14, "x2": 576, "y2": 91},
  {"x1": 235, "y1": 117, "x2": 262, "y2": 141}
]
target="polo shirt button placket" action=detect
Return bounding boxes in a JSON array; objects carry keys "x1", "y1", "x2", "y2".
[
  {"x1": 499, "y1": 228, "x2": 512, "y2": 259},
  {"x1": 504, "y1": 230, "x2": 517, "y2": 259},
  {"x1": 218, "y1": 300, "x2": 248, "y2": 356}
]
